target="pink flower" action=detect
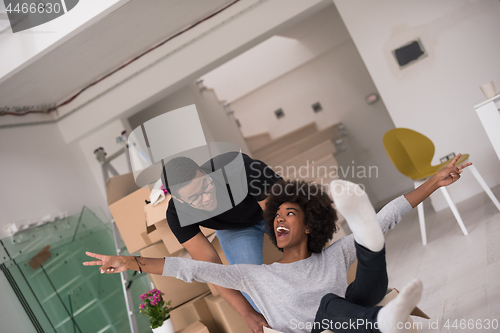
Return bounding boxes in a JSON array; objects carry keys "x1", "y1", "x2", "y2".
[
  {"x1": 139, "y1": 294, "x2": 147, "y2": 301},
  {"x1": 139, "y1": 304, "x2": 145, "y2": 309},
  {"x1": 160, "y1": 185, "x2": 168, "y2": 194},
  {"x1": 150, "y1": 288, "x2": 164, "y2": 296}
]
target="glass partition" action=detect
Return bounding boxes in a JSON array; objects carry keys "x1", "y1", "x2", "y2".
[{"x1": 0, "y1": 207, "x2": 153, "y2": 333}]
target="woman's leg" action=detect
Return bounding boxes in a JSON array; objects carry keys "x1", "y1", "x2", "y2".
[
  {"x1": 215, "y1": 220, "x2": 265, "y2": 311},
  {"x1": 315, "y1": 180, "x2": 422, "y2": 333},
  {"x1": 311, "y1": 293, "x2": 381, "y2": 333},
  {"x1": 311, "y1": 280, "x2": 424, "y2": 333},
  {"x1": 345, "y1": 242, "x2": 388, "y2": 307},
  {"x1": 330, "y1": 180, "x2": 388, "y2": 306},
  {"x1": 311, "y1": 241, "x2": 388, "y2": 333}
]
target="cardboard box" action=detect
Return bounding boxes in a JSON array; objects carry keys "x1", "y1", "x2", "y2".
[
  {"x1": 145, "y1": 197, "x2": 215, "y2": 255},
  {"x1": 207, "y1": 283, "x2": 220, "y2": 298},
  {"x1": 107, "y1": 173, "x2": 153, "y2": 253},
  {"x1": 170, "y1": 292, "x2": 218, "y2": 333},
  {"x1": 144, "y1": 197, "x2": 171, "y2": 244},
  {"x1": 205, "y1": 294, "x2": 251, "y2": 333},
  {"x1": 139, "y1": 242, "x2": 210, "y2": 308},
  {"x1": 178, "y1": 321, "x2": 210, "y2": 333}
]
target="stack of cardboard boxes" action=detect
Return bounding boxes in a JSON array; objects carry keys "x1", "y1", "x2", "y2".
[{"x1": 107, "y1": 173, "x2": 283, "y2": 333}]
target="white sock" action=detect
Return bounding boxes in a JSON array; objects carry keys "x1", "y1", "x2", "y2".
[
  {"x1": 377, "y1": 279, "x2": 423, "y2": 333},
  {"x1": 330, "y1": 180, "x2": 384, "y2": 252}
]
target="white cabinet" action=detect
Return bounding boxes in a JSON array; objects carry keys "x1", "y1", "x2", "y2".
[{"x1": 474, "y1": 94, "x2": 500, "y2": 161}]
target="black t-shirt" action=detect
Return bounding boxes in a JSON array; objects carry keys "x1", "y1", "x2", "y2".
[{"x1": 166, "y1": 153, "x2": 281, "y2": 244}]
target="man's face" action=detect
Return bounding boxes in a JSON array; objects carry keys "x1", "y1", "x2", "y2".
[{"x1": 174, "y1": 170, "x2": 218, "y2": 211}]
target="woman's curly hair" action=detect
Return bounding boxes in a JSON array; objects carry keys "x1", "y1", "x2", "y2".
[{"x1": 263, "y1": 179, "x2": 338, "y2": 253}]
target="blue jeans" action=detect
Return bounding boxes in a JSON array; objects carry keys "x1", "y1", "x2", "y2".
[{"x1": 215, "y1": 219, "x2": 267, "y2": 312}]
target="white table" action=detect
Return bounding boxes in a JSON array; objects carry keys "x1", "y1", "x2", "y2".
[{"x1": 474, "y1": 93, "x2": 500, "y2": 161}]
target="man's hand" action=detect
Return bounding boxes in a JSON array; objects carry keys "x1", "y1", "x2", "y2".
[
  {"x1": 83, "y1": 251, "x2": 128, "y2": 274},
  {"x1": 435, "y1": 153, "x2": 472, "y2": 187},
  {"x1": 242, "y1": 310, "x2": 270, "y2": 333}
]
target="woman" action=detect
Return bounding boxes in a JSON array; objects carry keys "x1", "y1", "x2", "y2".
[{"x1": 84, "y1": 156, "x2": 469, "y2": 333}]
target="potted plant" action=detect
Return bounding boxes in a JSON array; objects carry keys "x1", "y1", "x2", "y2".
[{"x1": 139, "y1": 288, "x2": 174, "y2": 333}]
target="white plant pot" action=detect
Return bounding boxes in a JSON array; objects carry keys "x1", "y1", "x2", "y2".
[{"x1": 151, "y1": 318, "x2": 175, "y2": 333}]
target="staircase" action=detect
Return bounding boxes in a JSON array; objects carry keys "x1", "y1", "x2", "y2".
[
  {"x1": 245, "y1": 123, "x2": 347, "y2": 240},
  {"x1": 247, "y1": 122, "x2": 341, "y2": 184}
]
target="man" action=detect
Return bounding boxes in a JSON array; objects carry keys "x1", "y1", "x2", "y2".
[{"x1": 162, "y1": 151, "x2": 281, "y2": 333}]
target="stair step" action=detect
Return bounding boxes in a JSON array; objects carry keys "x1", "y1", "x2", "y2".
[
  {"x1": 282, "y1": 154, "x2": 339, "y2": 182},
  {"x1": 245, "y1": 132, "x2": 272, "y2": 152},
  {"x1": 251, "y1": 123, "x2": 318, "y2": 157},
  {"x1": 257, "y1": 124, "x2": 340, "y2": 167},
  {"x1": 281, "y1": 140, "x2": 337, "y2": 170}
]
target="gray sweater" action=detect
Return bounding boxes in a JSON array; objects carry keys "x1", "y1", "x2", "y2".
[{"x1": 162, "y1": 196, "x2": 412, "y2": 333}]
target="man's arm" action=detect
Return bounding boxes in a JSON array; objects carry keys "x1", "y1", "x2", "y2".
[{"x1": 182, "y1": 233, "x2": 269, "y2": 333}]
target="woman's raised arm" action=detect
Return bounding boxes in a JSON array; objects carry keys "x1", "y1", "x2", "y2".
[{"x1": 83, "y1": 251, "x2": 165, "y2": 275}]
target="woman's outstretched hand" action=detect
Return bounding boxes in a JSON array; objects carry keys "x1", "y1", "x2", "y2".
[
  {"x1": 83, "y1": 251, "x2": 128, "y2": 274},
  {"x1": 435, "y1": 153, "x2": 472, "y2": 187}
]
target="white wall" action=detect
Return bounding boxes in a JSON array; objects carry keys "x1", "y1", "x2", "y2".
[
  {"x1": 78, "y1": 119, "x2": 132, "y2": 200},
  {"x1": 0, "y1": 124, "x2": 106, "y2": 237},
  {"x1": 188, "y1": 82, "x2": 250, "y2": 155},
  {"x1": 334, "y1": 0, "x2": 500, "y2": 211},
  {"x1": 232, "y1": 38, "x2": 413, "y2": 207},
  {"x1": 127, "y1": 82, "x2": 250, "y2": 155},
  {"x1": 0, "y1": 123, "x2": 106, "y2": 332},
  {"x1": 201, "y1": 4, "x2": 347, "y2": 102},
  {"x1": 128, "y1": 84, "x2": 214, "y2": 143}
]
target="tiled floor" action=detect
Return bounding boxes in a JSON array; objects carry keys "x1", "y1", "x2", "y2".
[{"x1": 384, "y1": 185, "x2": 500, "y2": 333}]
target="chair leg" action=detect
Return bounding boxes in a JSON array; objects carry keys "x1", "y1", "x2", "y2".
[
  {"x1": 469, "y1": 164, "x2": 500, "y2": 212},
  {"x1": 417, "y1": 202, "x2": 427, "y2": 246},
  {"x1": 414, "y1": 180, "x2": 427, "y2": 246},
  {"x1": 439, "y1": 187, "x2": 468, "y2": 236}
]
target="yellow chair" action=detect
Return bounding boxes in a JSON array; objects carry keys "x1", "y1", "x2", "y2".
[{"x1": 383, "y1": 128, "x2": 500, "y2": 245}]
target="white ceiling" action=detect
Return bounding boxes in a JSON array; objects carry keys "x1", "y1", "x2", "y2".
[
  {"x1": 0, "y1": 0, "x2": 233, "y2": 110},
  {"x1": 201, "y1": 4, "x2": 347, "y2": 102}
]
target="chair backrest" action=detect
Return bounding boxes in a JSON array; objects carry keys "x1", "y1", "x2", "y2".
[{"x1": 383, "y1": 128, "x2": 435, "y2": 180}]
